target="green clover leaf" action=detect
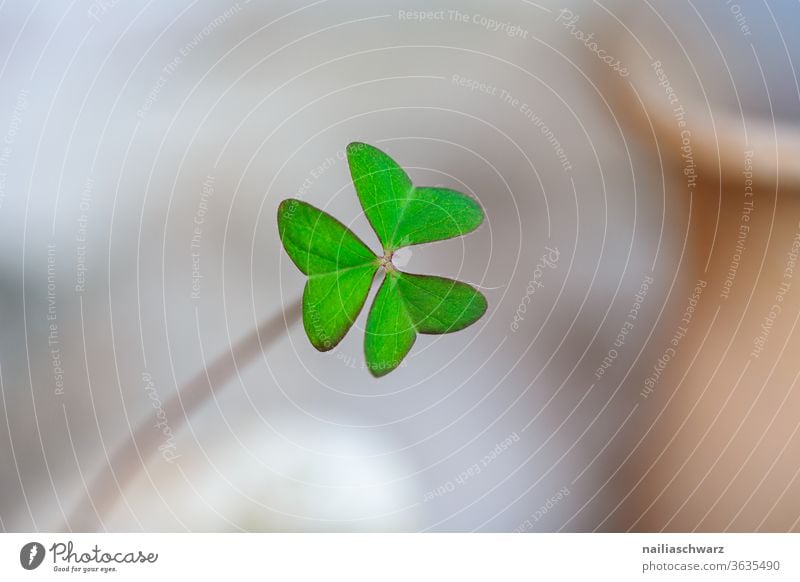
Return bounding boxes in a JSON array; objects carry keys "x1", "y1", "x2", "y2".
[
  {"x1": 346, "y1": 142, "x2": 484, "y2": 250},
  {"x1": 277, "y1": 142, "x2": 486, "y2": 377}
]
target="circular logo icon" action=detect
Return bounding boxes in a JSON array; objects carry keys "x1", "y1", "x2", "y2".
[{"x1": 20, "y1": 542, "x2": 45, "y2": 570}]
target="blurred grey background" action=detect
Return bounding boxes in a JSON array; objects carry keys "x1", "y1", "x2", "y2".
[{"x1": 0, "y1": 0, "x2": 798, "y2": 532}]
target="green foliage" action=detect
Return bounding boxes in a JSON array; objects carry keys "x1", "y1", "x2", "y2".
[
  {"x1": 346, "y1": 142, "x2": 484, "y2": 250},
  {"x1": 365, "y1": 272, "x2": 487, "y2": 376},
  {"x1": 278, "y1": 142, "x2": 486, "y2": 376}
]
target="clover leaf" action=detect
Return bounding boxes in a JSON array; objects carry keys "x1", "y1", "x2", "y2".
[
  {"x1": 278, "y1": 142, "x2": 486, "y2": 377},
  {"x1": 346, "y1": 142, "x2": 484, "y2": 250}
]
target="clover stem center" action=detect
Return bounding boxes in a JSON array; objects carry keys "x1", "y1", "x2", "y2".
[{"x1": 380, "y1": 250, "x2": 395, "y2": 272}]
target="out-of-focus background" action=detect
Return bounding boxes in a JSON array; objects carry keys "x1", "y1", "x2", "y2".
[{"x1": 0, "y1": 0, "x2": 798, "y2": 532}]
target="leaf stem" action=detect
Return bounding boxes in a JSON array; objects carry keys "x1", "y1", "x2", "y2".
[{"x1": 65, "y1": 297, "x2": 303, "y2": 531}]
